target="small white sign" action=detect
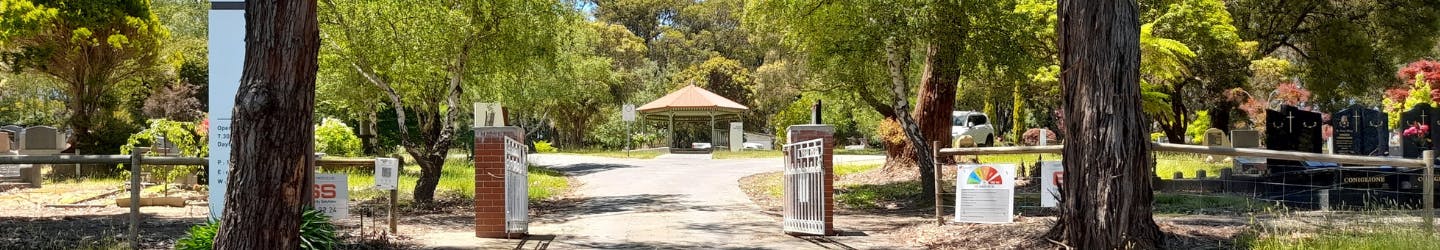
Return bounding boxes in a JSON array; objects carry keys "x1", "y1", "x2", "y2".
[
  {"x1": 622, "y1": 104, "x2": 637, "y2": 122},
  {"x1": 314, "y1": 174, "x2": 349, "y2": 219},
  {"x1": 374, "y1": 158, "x2": 399, "y2": 190},
  {"x1": 474, "y1": 103, "x2": 505, "y2": 127},
  {"x1": 1040, "y1": 161, "x2": 1063, "y2": 207},
  {"x1": 956, "y1": 164, "x2": 1016, "y2": 224}
]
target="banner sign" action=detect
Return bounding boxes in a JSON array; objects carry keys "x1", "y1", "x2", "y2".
[
  {"x1": 314, "y1": 174, "x2": 349, "y2": 218},
  {"x1": 956, "y1": 164, "x2": 1016, "y2": 223},
  {"x1": 207, "y1": 0, "x2": 246, "y2": 220}
]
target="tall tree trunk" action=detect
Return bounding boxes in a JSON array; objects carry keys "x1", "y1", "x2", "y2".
[
  {"x1": 214, "y1": 1, "x2": 320, "y2": 249},
  {"x1": 883, "y1": 37, "x2": 938, "y2": 201},
  {"x1": 913, "y1": 43, "x2": 960, "y2": 164},
  {"x1": 913, "y1": 0, "x2": 965, "y2": 164},
  {"x1": 1048, "y1": 0, "x2": 1162, "y2": 248}
]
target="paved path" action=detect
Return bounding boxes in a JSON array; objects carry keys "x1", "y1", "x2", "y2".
[{"x1": 431, "y1": 154, "x2": 890, "y2": 249}]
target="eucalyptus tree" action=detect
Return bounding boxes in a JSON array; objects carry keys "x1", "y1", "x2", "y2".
[
  {"x1": 1050, "y1": 0, "x2": 1161, "y2": 247},
  {"x1": 213, "y1": 1, "x2": 320, "y2": 248},
  {"x1": 1, "y1": 0, "x2": 169, "y2": 153},
  {"x1": 1229, "y1": 0, "x2": 1440, "y2": 110},
  {"x1": 319, "y1": 0, "x2": 570, "y2": 202},
  {"x1": 747, "y1": 0, "x2": 977, "y2": 198}
]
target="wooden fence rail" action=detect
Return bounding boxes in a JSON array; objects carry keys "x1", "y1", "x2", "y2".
[
  {"x1": 932, "y1": 142, "x2": 1436, "y2": 233},
  {"x1": 0, "y1": 152, "x2": 384, "y2": 249}
]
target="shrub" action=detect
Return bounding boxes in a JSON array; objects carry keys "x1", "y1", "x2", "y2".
[
  {"x1": 174, "y1": 220, "x2": 219, "y2": 250},
  {"x1": 300, "y1": 209, "x2": 339, "y2": 250},
  {"x1": 534, "y1": 140, "x2": 557, "y2": 153},
  {"x1": 172, "y1": 208, "x2": 338, "y2": 250},
  {"x1": 119, "y1": 119, "x2": 205, "y2": 188},
  {"x1": 315, "y1": 118, "x2": 362, "y2": 157}
]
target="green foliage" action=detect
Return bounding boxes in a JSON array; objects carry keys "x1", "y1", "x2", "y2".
[
  {"x1": 173, "y1": 210, "x2": 337, "y2": 250},
  {"x1": 1186, "y1": 110, "x2": 1211, "y2": 144},
  {"x1": 1246, "y1": 228, "x2": 1440, "y2": 250},
  {"x1": 837, "y1": 181, "x2": 923, "y2": 210},
  {"x1": 534, "y1": 140, "x2": 557, "y2": 153},
  {"x1": 0, "y1": 73, "x2": 66, "y2": 126},
  {"x1": 299, "y1": 208, "x2": 338, "y2": 250},
  {"x1": 173, "y1": 220, "x2": 219, "y2": 250},
  {"x1": 1229, "y1": 0, "x2": 1440, "y2": 110},
  {"x1": 119, "y1": 119, "x2": 205, "y2": 187},
  {"x1": 314, "y1": 118, "x2": 362, "y2": 157},
  {"x1": 1, "y1": 0, "x2": 170, "y2": 153}
]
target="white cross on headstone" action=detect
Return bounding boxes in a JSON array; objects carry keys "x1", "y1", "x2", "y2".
[{"x1": 1287, "y1": 112, "x2": 1295, "y2": 133}]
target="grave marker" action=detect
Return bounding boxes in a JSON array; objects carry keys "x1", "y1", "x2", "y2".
[
  {"x1": 474, "y1": 103, "x2": 505, "y2": 127},
  {"x1": 20, "y1": 126, "x2": 60, "y2": 152},
  {"x1": 1400, "y1": 103, "x2": 1440, "y2": 158},
  {"x1": 1265, "y1": 105, "x2": 1323, "y2": 170},
  {"x1": 1231, "y1": 129, "x2": 1266, "y2": 175},
  {"x1": 1331, "y1": 105, "x2": 1389, "y2": 156},
  {"x1": 1203, "y1": 128, "x2": 1229, "y2": 147},
  {"x1": 0, "y1": 132, "x2": 10, "y2": 152}
]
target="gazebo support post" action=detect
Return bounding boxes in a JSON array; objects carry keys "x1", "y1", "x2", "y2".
[
  {"x1": 668, "y1": 111, "x2": 675, "y2": 149},
  {"x1": 709, "y1": 112, "x2": 715, "y2": 153}
]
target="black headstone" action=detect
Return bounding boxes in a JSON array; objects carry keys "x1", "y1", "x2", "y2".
[
  {"x1": 1265, "y1": 105, "x2": 1323, "y2": 170},
  {"x1": 1331, "y1": 105, "x2": 1390, "y2": 156},
  {"x1": 1399, "y1": 103, "x2": 1440, "y2": 158}
]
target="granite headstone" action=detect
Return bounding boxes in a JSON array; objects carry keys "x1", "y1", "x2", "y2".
[
  {"x1": 1399, "y1": 103, "x2": 1440, "y2": 158},
  {"x1": 1331, "y1": 105, "x2": 1389, "y2": 156},
  {"x1": 1265, "y1": 105, "x2": 1323, "y2": 171}
]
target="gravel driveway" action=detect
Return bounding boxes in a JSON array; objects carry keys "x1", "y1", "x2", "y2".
[{"x1": 427, "y1": 153, "x2": 890, "y2": 249}]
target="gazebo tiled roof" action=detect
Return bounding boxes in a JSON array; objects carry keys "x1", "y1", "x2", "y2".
[
  {"x1": 637, "y1": 85, "x2": 748, "y2": 113},
  {"x1": 637, "y1": 85, "x2": 747, "y2": 122}
]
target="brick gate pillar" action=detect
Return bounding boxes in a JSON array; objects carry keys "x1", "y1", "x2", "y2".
[
  {"x1": 474, "y1": 126, "x2": 524, "y2": 238},
  {"x1": 787, "y1": 124, "x2": 834, "y2": 235}
]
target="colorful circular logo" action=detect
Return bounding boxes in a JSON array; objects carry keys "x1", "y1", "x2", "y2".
[{"x1": 967, "y1": 166, "x2": 1004, "y2": 185}]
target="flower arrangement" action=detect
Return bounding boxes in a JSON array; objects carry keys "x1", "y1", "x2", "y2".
[{"x1": 1403, "y1": 122, "x2": 1431, "y2": 149}]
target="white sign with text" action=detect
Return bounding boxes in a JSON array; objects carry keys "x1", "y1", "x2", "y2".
[
  {"x1": 956, "y1": 164, "x2": 1016, "y2": 224},
  {"x1": 622, "y1": 104, "x2": 636, "y2": 122},
  {"x1": 314, "y1": 174, "x2": 349, "y2": 218},
  {"x1": 1040, "y1": 161, "x2": 1063, "y2": 207},
  {"x1": 206, "y1": 1, "x2": 245, "y2": 220},
  {"x1": 374, "y1": 158, "x2": 399, "y2": 190}
]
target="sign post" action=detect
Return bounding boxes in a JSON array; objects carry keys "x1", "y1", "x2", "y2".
[
  {"x1": 375, "y1": 157, "x2": 400, "y2": 233},
  {"x1": 623, "y1": 104, "x2": 636, "y2": 157},
  {"x1": 207, "y1": 0, "x2": 246, "y2": 220}
]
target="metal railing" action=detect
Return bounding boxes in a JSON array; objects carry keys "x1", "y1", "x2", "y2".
[{"x1": 931, "y1": 142, "x2": 1438, "y2": 232}]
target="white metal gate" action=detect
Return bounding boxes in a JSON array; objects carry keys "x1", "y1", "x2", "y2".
[
  {"x1": 783, "y1": 138, "x2": 826, "y2": 235},
  {"x1": 503, "y1": 137, "x2": 529, "y2": 235}
]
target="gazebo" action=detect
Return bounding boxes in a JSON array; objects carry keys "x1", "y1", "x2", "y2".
[{"x1": 637, "y1": 85, "x2": 748, "y2": 153}]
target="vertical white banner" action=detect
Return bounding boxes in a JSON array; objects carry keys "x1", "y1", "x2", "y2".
[
  {"x1": 207, "y1": 1, "x2": 245, "y2": 221},
  {"x1": 1040, "y1": 161, "x2": 1063, "y2": 207}
]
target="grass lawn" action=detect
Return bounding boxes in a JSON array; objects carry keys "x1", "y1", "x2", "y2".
[
  {"x1": 1153, "y1": 193, "x2": 1274, "y2": 215},
  {"x1": 1244, "y1": 227, "x2": 1440, "y2": 250},
  {"x1": 713, "y1": 150, "x2": 783, "y2": 159},
  {"x1": 322, "y1": 157, "x2": 570, "y2": 203},
  {"x1": 756, "y1": 163, "x2": 882, "y2": 199},
  {"x1": 547, "y1": 148, "x2": 665, "y2": 159},
  {"x1": 973, "y1": 152, "x2": 1228, "y2": 180}
]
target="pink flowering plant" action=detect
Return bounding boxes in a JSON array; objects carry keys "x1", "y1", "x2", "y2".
[{"x1": 1404, "y1": 121, "x2": 1431, "y2": 148}]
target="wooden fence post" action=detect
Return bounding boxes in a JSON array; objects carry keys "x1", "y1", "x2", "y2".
[
  {"x1": 933, "y1": 141, "x2": 944, "y2": 225},
  {"x1": 1425, "y1": 150, "x2": 1434, "y2": 233},
  {"x1": 391, "y1": 153, "x2": 403, "y2": 234},
  {"x1": 129, "y1": 147, "x2": 147, "y2": 250}
]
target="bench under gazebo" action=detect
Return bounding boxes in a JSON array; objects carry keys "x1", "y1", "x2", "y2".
[{"x1": 637, "y1": 85, "x2": 748, "y2": 154}]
